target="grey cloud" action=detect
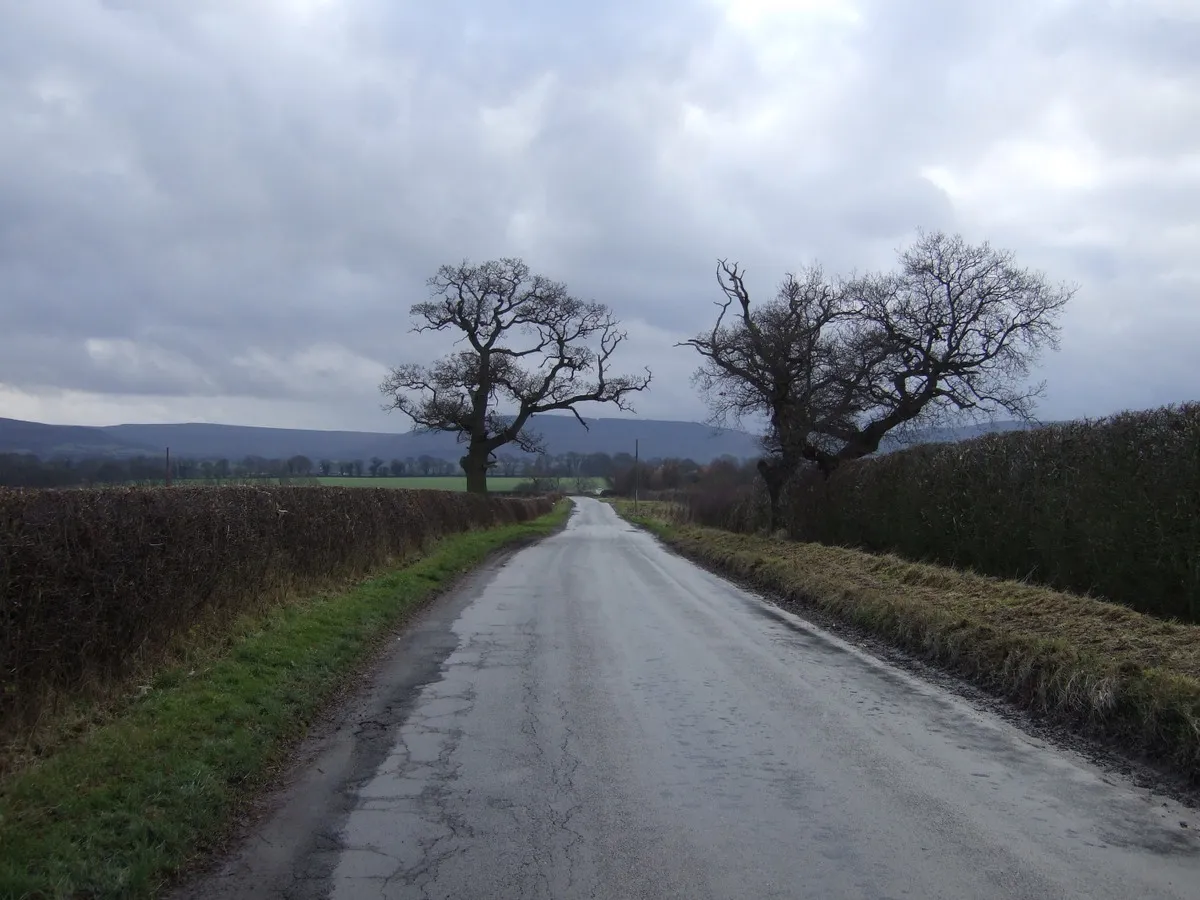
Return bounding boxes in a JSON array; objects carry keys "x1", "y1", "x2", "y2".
[
  {"x1": 0, "y1": 0, "x2": 1197, "y2": 429},
  {"x1": 1037, "y1": 3, "x2": 1200, "y2": 74}
]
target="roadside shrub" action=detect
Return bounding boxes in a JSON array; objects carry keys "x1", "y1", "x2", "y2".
[
  {"x1": 511, "y1": 478, "x2": 560, "y2": 494},
  {"x1": 674, "y1": 484, "x2": 762, "y2": 533},
  {"x1": 780, "y1": 403, "x2": 1200, "y2": 622},
  {"x1": 0, "y1": 486, "x2": 553, "y2": 732}
]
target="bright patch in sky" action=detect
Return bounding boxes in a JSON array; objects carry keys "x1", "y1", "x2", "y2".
[{"x1": 717, "y1": 0, "x2": 862, "y2": 28}]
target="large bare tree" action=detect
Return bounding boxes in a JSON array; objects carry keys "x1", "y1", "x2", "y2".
[
  {"x1": 681, "y1": 231, "x2": 1075, "y2": 529},
  {"x1": 381, "y1": 258, "x2": 651, "y2": 493},
  {"x1": 680, "y1": 262, "x2": 855, "y2": 527}
]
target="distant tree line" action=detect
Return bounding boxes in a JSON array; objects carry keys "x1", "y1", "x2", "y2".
[
  {"x1": 0, "y1": 454, "x2": 176, "y2": 488},
  {"x1": 607, "y1": 454, "x2": 760, "y2": 496},
  {"x1": 0, "y1": 449, "x2": 747, "y2": 489},
  {"x1": 0, "y1": 453, "x2": 326, "y2": 488}
]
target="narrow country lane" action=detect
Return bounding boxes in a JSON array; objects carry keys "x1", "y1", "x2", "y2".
[{"x1": 182, "y1": 498, "x2": 1200, "y2": 900}]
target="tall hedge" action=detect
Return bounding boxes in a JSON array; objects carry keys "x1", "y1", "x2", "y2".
[
  {"x1": 775, "y1": 404, "x2": 1200, "y2": 622},
  {"x1": 0, "y1": 486, "x2": 554, "y2": 730}
]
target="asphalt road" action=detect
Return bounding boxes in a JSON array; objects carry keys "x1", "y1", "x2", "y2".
[{"x1": 182, "y1": 497, "x2": 1200, "y2": 900}]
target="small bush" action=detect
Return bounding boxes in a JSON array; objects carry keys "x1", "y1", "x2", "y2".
[
  {"x1": 676, "y1": 484, "x2": 761, "y2": 533},
  {"x1": 0, "y1": 486, "x2": 553, "y2": 733}
]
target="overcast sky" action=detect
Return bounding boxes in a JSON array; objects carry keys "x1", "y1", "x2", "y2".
[{"x1": 1, "y1": 0, "x2": 1197, "y2": 433}]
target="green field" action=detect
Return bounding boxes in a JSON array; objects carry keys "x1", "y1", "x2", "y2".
[
  {"x1": 111, "y1": 476, "x2": 609, "y2": 491},
  {"x1": 314, "y1": 476, "x2": 607, "y2": 491}
]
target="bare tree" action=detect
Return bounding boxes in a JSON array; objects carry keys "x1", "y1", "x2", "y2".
[
  {"x1": 680, "y1": 231, "x2": 1075, "y2": 530},
  {"x1": 680, "y1": 261, "x2": 853, "y2": 527},
  {"x1": 381, "y1": 258, "x2": 652, "y2": 493},
  {"x1": 564, "y1": 451, "x2": 584, "y2": 478},
  {"x1": 288, "y1": 454, "x2": 313, "y2": 476}
]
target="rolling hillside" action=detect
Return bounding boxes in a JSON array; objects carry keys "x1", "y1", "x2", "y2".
[
  {"x1": 0, "y1": 413, "x2": 1036, "y2": 465},
  {"x1": 0, "y1": 415, "x2": 765, "y2": 464}
]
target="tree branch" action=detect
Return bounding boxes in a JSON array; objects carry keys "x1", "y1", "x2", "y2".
[{"x1": 381, "y1": 259, "x2": 652, "y2": 487}]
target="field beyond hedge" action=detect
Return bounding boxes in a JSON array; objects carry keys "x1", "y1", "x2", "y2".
[
  {"x1": 313, "y1": 475, "x2": 607, "y2": 491},
  {"x1": 315, "y1": 475, "x2": 524, "y2": 490},
  {"x1": 0, "y1": 485, "x2": 555, "y2": 749}
]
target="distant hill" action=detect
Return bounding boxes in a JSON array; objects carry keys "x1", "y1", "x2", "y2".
[
  {"x1": 0, "y1": 418, "x2": 159, "y2": 459},
  {"x1": 0, "y1": 415, "x2": 766, "y2": 464},
  {"x1": 0, "y1": 414, "x2": 1038, "y2": 465}
]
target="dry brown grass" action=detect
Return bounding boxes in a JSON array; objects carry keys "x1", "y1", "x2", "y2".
[{"x1": 613, "y1": 500, "x2": 1200, "y2": 781}]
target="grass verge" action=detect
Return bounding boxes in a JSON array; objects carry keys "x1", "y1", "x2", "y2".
[
  {"x1": 611, "y1": 501, "x2": 1200, "y2": 784},
  {"x1": 0, "y1": 501, "x2": 570, "y2": 900}
]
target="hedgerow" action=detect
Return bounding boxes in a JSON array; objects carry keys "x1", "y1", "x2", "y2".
[
  {"x1": 676, "y1": 403, "x2": 1200, "y2": 622},
  {"x1": 0, "y1": 485, "x2": 553, "y2": 734}
]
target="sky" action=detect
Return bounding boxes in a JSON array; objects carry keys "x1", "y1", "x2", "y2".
[{"x1": 1, "y1": 0, "x2": 1198, "y2": 433}]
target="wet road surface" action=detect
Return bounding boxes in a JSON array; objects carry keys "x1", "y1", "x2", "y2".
[{"x1": 182, "y1": 498, "x2": 1200, "y2": 899}]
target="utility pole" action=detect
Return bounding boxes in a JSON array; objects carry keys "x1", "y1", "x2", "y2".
[
  {"x1": 165, "y1": 447, "x2": 172, "y2": 487},
  {"x1": 634, "y1": 438, "x2": 639, "y2": 515}
]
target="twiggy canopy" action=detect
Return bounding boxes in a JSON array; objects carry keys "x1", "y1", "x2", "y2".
[
  {"x1": 680, "y1": 231, "x2": 1075, "y2": 526},
  {"x1": 381, "y1": 258, "x2": 651, "y2": 491}
]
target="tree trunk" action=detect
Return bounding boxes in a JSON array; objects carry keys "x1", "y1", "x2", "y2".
[
  {"x1": 460, "y1": 448, "x2": 490, "y2": 494},
  {"x1": 765, "y1": 479, "x2": 783, "y2": 533},
  {"x1": 757, "y1": 457, "x2": 793, "y2": 534}
]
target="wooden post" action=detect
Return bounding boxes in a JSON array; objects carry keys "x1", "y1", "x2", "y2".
[
  {"x1": 165, "y1": 447, "x2": 172, "y2": 487},
  {"x1": 634, "y1": 438, "x2": 639, "y2": 515}
]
